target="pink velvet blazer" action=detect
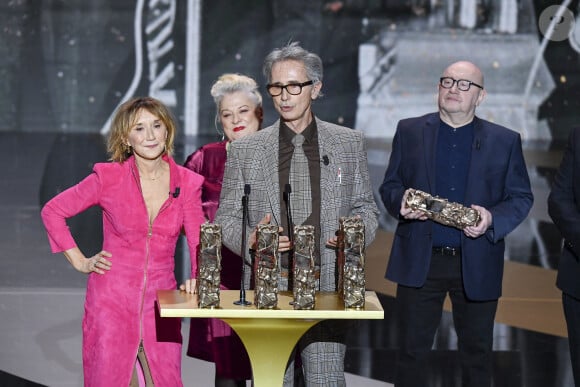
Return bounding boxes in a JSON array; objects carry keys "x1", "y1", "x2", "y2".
[{"x1": 41, "y1": 154, "x2": 204, "y2": 386}]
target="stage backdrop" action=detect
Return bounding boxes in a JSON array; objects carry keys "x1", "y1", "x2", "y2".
[
  {"x1": 1, "y1": 0, "x2": 578, "y2": 270},
  {"x1": 1, "y1": 1, "x2": 578, "y2": 141}
]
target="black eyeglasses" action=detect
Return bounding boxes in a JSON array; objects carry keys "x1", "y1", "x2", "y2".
[
  {"x1": 439, "y1": 77, "x2": 483, "y2": 92},
  {"x1": 266, "y1": 80, "x2": 314, "y2": 96}
]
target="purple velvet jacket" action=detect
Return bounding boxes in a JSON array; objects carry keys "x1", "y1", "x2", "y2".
[
  {"x1": 183, "y1": 140, "x2": 228, "y2": 223},
  {"x1": 41, "y1": 154, "x2": 204, "y2": 387},
  {"x1": 183, "y1": 141, "x2": 253, "y2": 379}
]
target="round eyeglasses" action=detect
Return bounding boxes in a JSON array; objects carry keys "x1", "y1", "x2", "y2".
[
  {"x1": 266, "y1": 80, "x2": 314, "y2": 97},
  {"x1": 439, "y1": 77, "x2": 483, "y2": 92}
]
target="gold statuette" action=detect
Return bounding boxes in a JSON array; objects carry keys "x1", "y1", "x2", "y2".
[
  {"x1": 253, "y1": 224, "x2": 279, "y2": 309},
  {"x1": 292, "y1": 225, "x2": 316, "y2": 310},
  {"x1": 197, "y1": 222, "x2": 222, "y2": 308},
  {"x1": 338, "y1": 216, "x2": 366, "y2": 308},
  {"x1": 405, "y1": 189, "x2": 480, "y2": 229}
]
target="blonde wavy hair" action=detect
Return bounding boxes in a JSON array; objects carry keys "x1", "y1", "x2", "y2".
[{"x1": 107, "y1": 97, "x2": 177, "y2": 162}]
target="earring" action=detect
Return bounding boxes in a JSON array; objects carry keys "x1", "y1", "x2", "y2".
[
  {"x1": 214, "y1": 116, "x2": 225, "y2": 141},
  {"x1": 215, "y1": 127, "x2": 225, "y2": 141}
]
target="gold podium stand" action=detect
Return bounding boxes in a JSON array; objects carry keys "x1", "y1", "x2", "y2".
[{"x1": 157, "y1": 290, "x2": 384, "y2": 387}]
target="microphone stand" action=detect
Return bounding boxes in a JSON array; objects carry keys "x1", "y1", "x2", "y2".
[
  {"x1": 284, "y1": 184, "x2": 294, "y2": 293},
  {"x1": 234, "y1": 184, "x2": 252, "y2": 306}
]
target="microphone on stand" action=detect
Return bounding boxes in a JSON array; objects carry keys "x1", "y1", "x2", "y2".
[
  {"x1": 234, "y1": 184, "x2": 252, "y2": 306},
  {"x1": 283, "y1": 183, "x2": 294, "y2": 292}
]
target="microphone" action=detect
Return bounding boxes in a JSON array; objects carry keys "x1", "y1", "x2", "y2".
[
  {"x1": 172, "y1": 187, "x2": 180, "y2": 198},
  {"x1": 476, "y1": 140, "x2": 480, "y2": 150},
  {"x1": 234, "y1": 183, "x2": 252, "y2": 306},
  {"x1": 284, "y1": 184, "x2": 294, "y2": 234},
  {"x1": 283, "y1": 183, "x2": 294, "y2": 292},
  {"x1": 322, "y1": 155, "x2": 329, "y2": 165}
]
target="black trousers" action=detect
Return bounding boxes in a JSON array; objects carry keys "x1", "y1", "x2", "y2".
[
  {"x1": 563, "y1": 292, "x2": 580, "y2": 386},
  {"x1": 394, "y1": 253, "x2": 498, "y2": 387}
]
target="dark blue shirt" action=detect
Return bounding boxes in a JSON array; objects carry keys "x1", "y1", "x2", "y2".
[{"x1": 432, "y1": 119, "x2": 474, "y2": 248}]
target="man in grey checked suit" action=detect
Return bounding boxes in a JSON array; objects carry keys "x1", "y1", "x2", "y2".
[{"x1": 215, "y1": 42, "x2": 379, "y2": 386}]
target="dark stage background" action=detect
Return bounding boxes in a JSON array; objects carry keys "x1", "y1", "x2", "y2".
[{"x1": 2, "y1": 1, "x2": 578, "y2": 139}]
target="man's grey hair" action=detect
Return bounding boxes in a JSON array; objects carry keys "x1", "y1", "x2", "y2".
[{"x1": 262, "y1": 42, "x2": 323, "y2": 86}]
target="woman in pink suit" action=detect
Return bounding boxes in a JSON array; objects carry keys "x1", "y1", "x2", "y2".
[
  {"x1": 41, "y1": 97, "x2": 205, "y2": 387},
  {"x1": 183, "y1": 73, "x2": 263, "y2": 387}
]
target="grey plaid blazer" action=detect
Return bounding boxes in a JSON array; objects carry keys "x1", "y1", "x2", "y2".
[{"x1": 215, "y1": 117, "x2": 379, "y2": 291}]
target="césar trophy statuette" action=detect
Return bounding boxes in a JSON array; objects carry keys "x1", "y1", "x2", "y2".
[
  {"x1": 337, "y1": 216, "x2": 366, "y2": 308},
  {"x1": 405, "y1": 189, "x2": 480, "y2": 229},
  {"x1": 253, "y1": 224, "x2": 280, "y2": 309},
  {"x1": 196, "y1": 222, "x2": 222, "y2": 308},
  {"x1": 292, "y1": 225, "x2": 316, "y2": 310}
]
